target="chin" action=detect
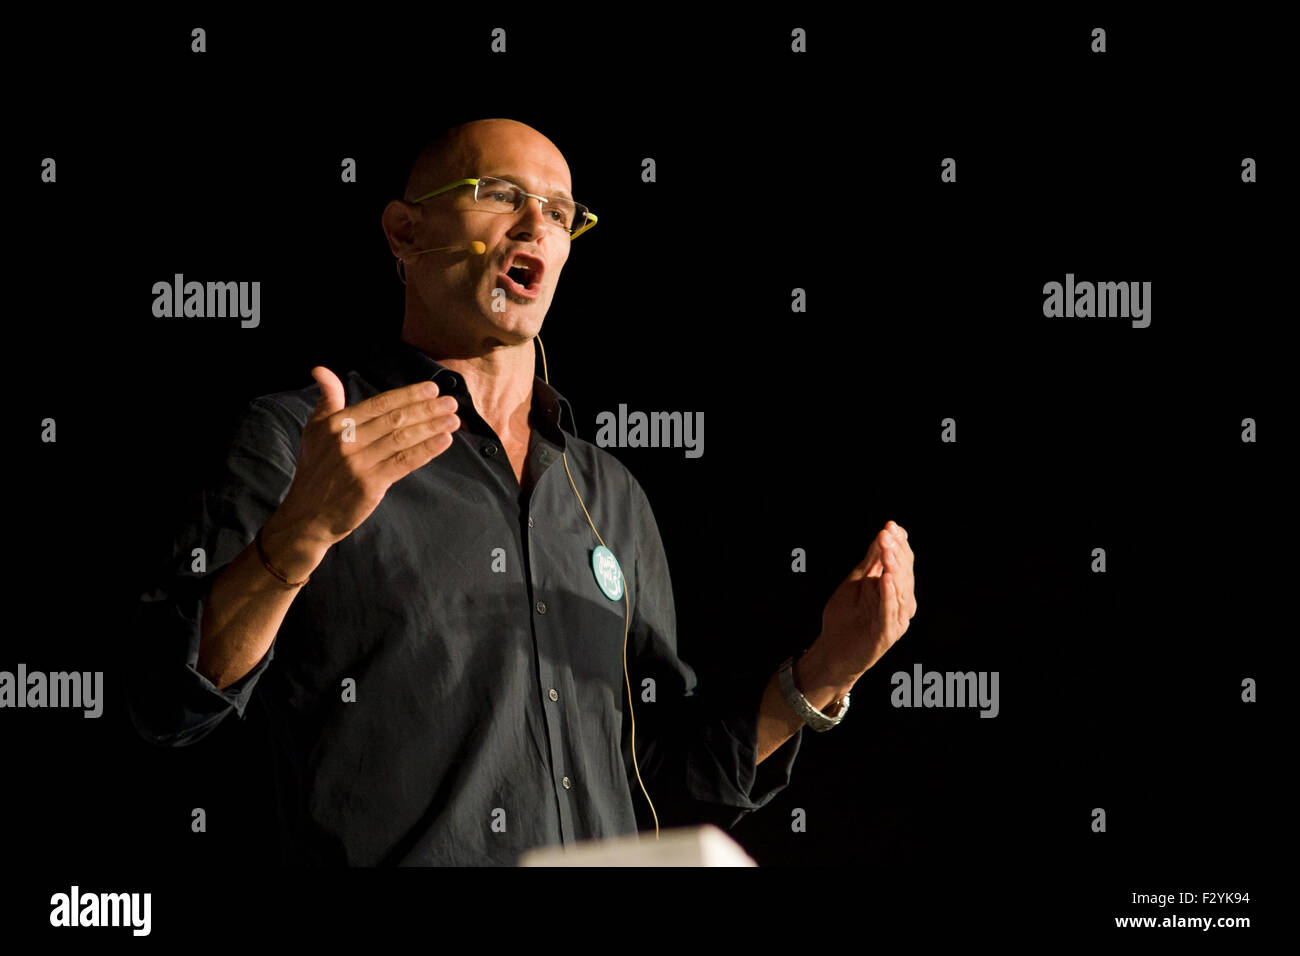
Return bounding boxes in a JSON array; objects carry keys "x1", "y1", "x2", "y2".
[{"x1": 482, "y1": 308, "x2": 546, "y2": 342}]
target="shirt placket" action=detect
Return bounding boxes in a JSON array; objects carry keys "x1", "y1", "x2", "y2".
[{"x1": 520, "y1": 432, "x2": 583, "y2": 847}]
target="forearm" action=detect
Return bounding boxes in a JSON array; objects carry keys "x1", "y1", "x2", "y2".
[
  {"x1": 196, "y1": 515, "x2": 325, "y2": 691},
  {"x1": 755, "y1": 643, "x2": 858, "y2": 765}
]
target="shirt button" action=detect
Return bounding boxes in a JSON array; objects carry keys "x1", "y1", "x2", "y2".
[
  {"x1": 561, "y1": 776, "x2": 571, "y2": 790},
  {"x1": 528, "y1": 515, "x2": 535, "y2": 528},
  {"x1": 536, "y1": 600, "x2": 547, "y2": 614},
  {"x1": 484, "y1": 443, "x2": 498, "y2": 457},
  {"x1": 548, "y1": 688, "x2": 558, "y2": 702}
]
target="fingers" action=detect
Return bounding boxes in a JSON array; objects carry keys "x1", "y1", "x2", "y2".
[
  {"x1": 880, "y1": 527, "x2": 917, "y2": 623},
  {"x1": 373, "y1": 429, "x2": 458, "y2": 485},
  {"x1": 881, "y1": 540, "x2": 903, "y2": 626},
  {"x1": 885, "y1": 521, "x2": 912, "y2": 560},
  {"x1": 883, "y1": 522, "x2": 915, "y2": 576},
  {"x1": 881, "y1": 570, "x2": 903, "y2": 635},
  {"x1": 355, "y1": 402, "x2": 461, "y2": 470},
  {"x1": 348, "y1": 395, "x2": 461, "y2": 462},
  {"x1": 310, "y1": 378, "x2": 459, "y2": 462},
  {"x1": 852, "y1": 521, "x2": 911, "y2": 582},
  {"x1": 302, "y1": 376, "x2": 463, "y2": 490},
  {"x1": 851, "y1": 536, "x2": 884, "y2": 580},
  {"x1": 337, "y1": 380, "x2": 450, "y2": 429}
]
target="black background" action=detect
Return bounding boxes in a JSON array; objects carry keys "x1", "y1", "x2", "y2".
[{"x1": 7, "y1": 9, "x2": 1284, "y2": 941}]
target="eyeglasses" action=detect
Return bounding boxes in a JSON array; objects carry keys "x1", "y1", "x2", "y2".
[{"x1": 411, "y1": 176, "x2": 598, "y2": 239}]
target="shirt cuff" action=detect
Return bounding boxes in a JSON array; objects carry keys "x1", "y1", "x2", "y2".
[
  {"x1": 184, "y1": 636, "x2": 274, "y2": 719},
  {"x1": 734, "y1": 666, "x2": 802, "y2": 808},
  {"x1": 683, "y1": 665, "x2": 803, "y2": 816},
  {"x1": 129, "y1": 577, "x2": 276, "y2": 747}
]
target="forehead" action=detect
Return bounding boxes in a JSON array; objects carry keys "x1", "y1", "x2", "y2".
[{"x1": 458, "y1": 125, "x2": 572, "y2": 199}]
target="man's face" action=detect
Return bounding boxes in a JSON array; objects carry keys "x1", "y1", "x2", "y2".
[{"x1": 403, "y1": 123, "x2": 574, "y2": 348}]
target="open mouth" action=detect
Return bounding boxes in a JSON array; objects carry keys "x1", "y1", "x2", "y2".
[
  {"x1": 506, "y1": 265, "x2": 535, "y2": 288},
  {"x1": 500, "y1": 252, "x2": 545, "y2": 298}
]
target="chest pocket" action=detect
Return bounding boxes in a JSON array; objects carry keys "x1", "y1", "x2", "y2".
[{"x1": 539, "y1": 528, "x2": 633, "y2": 690}]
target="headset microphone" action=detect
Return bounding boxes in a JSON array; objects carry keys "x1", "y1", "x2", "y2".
[
  {"x1": 404, "y1": 239, "x2": 487, "y2": 261},
  {"x1": 396, "y1": 241, "x2": 486, "y2": 283}
]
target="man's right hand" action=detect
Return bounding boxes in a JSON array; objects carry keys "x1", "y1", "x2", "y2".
[{"x1": 260, "y1": 365, "x2": 461, "y2": 577}]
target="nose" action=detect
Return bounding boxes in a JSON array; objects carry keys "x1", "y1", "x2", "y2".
[{"x1": 509, "y1": 195, "x2": 551, "y2": 240}]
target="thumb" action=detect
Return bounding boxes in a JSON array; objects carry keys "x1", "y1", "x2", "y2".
[
  {"x1": 848, "y1": 537, "x2": 885, "y2": 582},
  {"x1": 310, "y1": 366, "x2": 346, "y2": 419}
]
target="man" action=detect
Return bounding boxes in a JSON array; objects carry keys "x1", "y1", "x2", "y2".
[{"x1": 130, "y1": 118, "x2": 917, "y2": 865}]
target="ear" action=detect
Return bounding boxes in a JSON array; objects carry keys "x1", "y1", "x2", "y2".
[{"x1": 380, "y1": 200, "x2": 421, "y2": 257}]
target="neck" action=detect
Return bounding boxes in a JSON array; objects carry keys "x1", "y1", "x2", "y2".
[{"x1": 400, "y1": 328, "x2": 536, "y2": 443}]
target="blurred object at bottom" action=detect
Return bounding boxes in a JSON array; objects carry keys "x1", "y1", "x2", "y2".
[{"x1": 518, "y1": 825, "x2": 757, "y2": 867}]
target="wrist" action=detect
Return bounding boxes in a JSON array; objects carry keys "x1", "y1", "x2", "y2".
[
  {"x1": 258, "y1": 514, "x2": 328, "y2": 582},
  {"x1": 794, "y1": 642, "x2": 858, "y2": 710}
]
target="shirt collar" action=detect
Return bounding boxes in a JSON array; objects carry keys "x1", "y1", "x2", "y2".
[{"x1": 355, "y1": 338, "x2": 577, "y2": 443}]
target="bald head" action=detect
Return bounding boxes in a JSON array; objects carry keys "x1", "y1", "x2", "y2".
[
  {"x1": 403, "y1": 118, "x2": 571, "y2": 204},
  {"x1": 383, "y1": 117, "x2": 577, "y2": 356}
]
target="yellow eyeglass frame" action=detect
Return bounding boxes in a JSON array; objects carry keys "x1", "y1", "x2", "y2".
[{"x1": 411, "y1": 177, "x2": 598, "y2": 240}]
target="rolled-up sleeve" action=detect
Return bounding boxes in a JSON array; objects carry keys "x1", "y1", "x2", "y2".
[
  {"x1": 129, "y1": 397, "x2": 301, "y2": 747},
  {"x1": 621, "y1": 476, "x2": 802, "y2": 832}
]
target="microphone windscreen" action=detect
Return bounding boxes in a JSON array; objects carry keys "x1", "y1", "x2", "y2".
[{"x1": 469, "y1": 241, "x2": 486, "y2": 255}]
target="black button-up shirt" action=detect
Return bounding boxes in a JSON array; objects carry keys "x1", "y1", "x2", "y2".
[{"x1": 130, "y1": 337, "x2": 801, "y2": 865}]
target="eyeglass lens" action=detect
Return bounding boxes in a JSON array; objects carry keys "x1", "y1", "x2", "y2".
[{"x1": 475, "y1": 178, "x2": 588, "y2": 235}]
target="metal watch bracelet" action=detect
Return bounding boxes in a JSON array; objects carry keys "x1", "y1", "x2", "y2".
[{"x1": 778, "y1": 654, "x2": 850, "y2": 732}]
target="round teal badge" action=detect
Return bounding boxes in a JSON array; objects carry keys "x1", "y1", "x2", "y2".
[{"x1": 591, "y1": 545, "x2": 624, "y2": 601}]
